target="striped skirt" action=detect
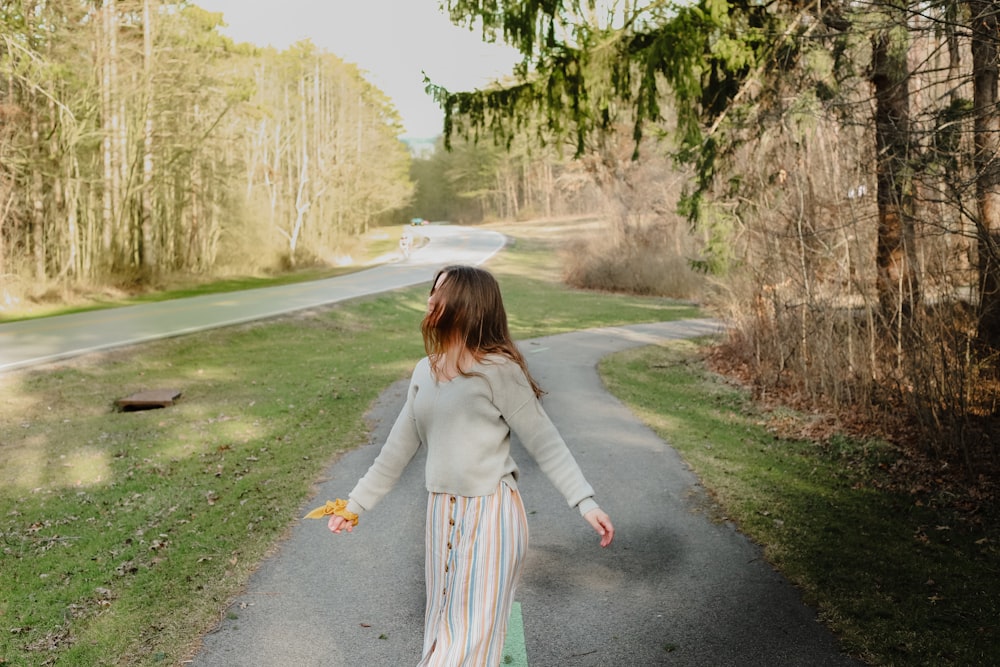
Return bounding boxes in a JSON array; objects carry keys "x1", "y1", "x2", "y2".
[{"x1": 418, "y1": 482, "x2": 529, "y2": 667}]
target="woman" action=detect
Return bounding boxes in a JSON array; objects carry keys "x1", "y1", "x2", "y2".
[{"x1": 321, "y1": 265, "x2": 614, "y2": 666}]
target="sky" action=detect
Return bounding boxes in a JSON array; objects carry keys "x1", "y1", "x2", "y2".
[{"x1": 195, "y1": 0, "x2": 522, "y2": 139}]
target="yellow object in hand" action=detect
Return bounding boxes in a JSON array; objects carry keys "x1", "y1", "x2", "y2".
[{"x1": 303, "y1": 498, "x2": 358, "y2": 526}]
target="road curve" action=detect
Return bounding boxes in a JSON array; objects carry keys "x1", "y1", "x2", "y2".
[
  {"x1": 0, "y1": 224, "x2": 504, "y2": 373},
  {"x1": 190, "y1": 320, "x2": 863, "y2": 667}
]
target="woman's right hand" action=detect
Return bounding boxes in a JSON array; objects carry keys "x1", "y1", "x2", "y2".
[
  {"x1": 328, "y1": 515, "x2": 355, "y2": 534},
  {"x1": 583, "y1": 508, "x2": 614, "y2": 547}
]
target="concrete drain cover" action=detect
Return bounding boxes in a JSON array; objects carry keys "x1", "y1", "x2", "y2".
[{"x1": 116, "y1": 389, "x2": 182, "y2": 411}]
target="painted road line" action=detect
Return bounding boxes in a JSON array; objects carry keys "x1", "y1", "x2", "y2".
[{"x1": 502, "y1": 601, "x2": 529, "y2": 666}]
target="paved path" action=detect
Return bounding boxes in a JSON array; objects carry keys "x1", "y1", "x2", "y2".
[
  {"x1": 0, "y1": 225, "x2": 504, "y2": 373},
  {"x1": 2, "y1": 231, "x2": 864, "y2": 665},
  {"x1": 189, "y1": 320, "x2": 865, "y2": 667}
]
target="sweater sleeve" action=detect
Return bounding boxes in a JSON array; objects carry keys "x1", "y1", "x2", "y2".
[
  {"x1": 493, "y1": 362, "x2": 599, "y2": 515},
  {"x1": 505, "y1": 399, "x2": 598, "y2": 515},
  {"x1": 346, "y1": 379, "x2": 422, "y2": 516}
]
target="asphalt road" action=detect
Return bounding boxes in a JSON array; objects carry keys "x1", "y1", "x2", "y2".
[
  {"x1": 189, "y1": 321, "x2": 864, "y2": 667},
  {"x1": 0, "y1": 224, "x2": 504, "y2": 373}
]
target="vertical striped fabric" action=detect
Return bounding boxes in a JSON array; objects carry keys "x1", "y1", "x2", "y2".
[{"x1": 418, "y1": 482, "x2": 529, "y2": 667}]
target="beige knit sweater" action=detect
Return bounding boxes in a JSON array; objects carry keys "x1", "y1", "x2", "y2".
[{"x1": 346, "y1": 354, "x2": 599, "y2": 518}]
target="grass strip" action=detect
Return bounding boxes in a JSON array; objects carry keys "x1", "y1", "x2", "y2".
[{"x1": 599, "y1": 340, "x2": 999, "y2": 667}]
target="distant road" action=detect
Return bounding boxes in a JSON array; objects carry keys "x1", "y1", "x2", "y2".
[{"x1": 0, "y1": 224, "x2": 505, "y2": 373}]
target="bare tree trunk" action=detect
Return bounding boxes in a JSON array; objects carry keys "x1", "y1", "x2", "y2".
[
  {"x1": 0, "y1": 192, "x2": 6, "y2": 287},
  {"x1": 969, "y1": 0, "x2": 1000, "y2": 348},
  {"x1": 113, "y1": 1, "x2": 128, "y2": 271},
  {"x1": 543, "y1": 161, "x2": 553, "y2": 217},
  {"x1": 0, "y1": 67, "x2": 12, "y2": 288},
  {"x1": 355, "y1": 94, "x2": 366, "y2": 235},
  {"x1": 871, "y1": 19, "x2": 921, "y2": 336},
  {"x1": 292, "y1": 75, "x2": 311, "y2": 263},
  {"x1": 99, "y1": 0, "x2": 115, "y2": 265},
  {"x1": 30, "y1": 101, "x2": 45, "y2": 281},
  {"x1": 204, "y1": 160, "x2": 219, "y2": 266},
  {"x1": 63, "y1": 160, "x2": 80, "y2": 279},
  {"x1": 188, "y1": 104, "x2": 201, "y2": 269},
  {"x1": 84, "y1": 185, "x2": 96, "y2": 277},
  {"x1": 140, "y1": 0, "x2": 156, "y2": 273},
  {"x1": 266, "y1": 119, "x2": 280, "y2": 223}
]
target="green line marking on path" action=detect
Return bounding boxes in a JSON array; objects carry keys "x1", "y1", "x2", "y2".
[{"x1": 502, "y1": 601, "x2": 529, "y2": 666}]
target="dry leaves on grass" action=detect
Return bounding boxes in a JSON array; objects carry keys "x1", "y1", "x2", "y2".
[{"x1": 702, "y1": 343, "x2": 998, "y2": 517}]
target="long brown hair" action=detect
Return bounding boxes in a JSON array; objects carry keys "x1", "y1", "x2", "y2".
[{"x1": 421, "y1": 265, "x2": 543, "y2": 397}]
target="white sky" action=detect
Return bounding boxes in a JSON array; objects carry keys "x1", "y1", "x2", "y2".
[{"x1": 194, "y1": 0, "x2": 521, "y2": 138}]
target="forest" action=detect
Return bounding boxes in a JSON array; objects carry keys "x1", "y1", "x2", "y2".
[
  {"x1": 434, "y1": 0, "x2": 1000, "y2": 483},
  {"x1": 0, "y1": 0, "x2": 418, "y2": 295},
  {"x1": 0, "y1": 0, "x2": 607, "y2": 303},
  {"x1": 2, "y1": 1, "x2": 999, "y2": 479}
]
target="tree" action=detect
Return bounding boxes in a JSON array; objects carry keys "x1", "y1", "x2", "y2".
[
  {"x1": 140, "y1": 0, "x2": 156, "y2": 273},
  {"x1": 436, "y1": 0, "x2": 1000, "y2": 465},
  {"x1": 870, "y1": 3, "x2": 920, "y2": 329},
  {"x1": 237, "y1": 44, "x2": 413, "y2": 266},
  {"x1": 433, "y1": 1, "x2": 795, "y2": 267},
  {"x1": 968, "y1": 0, "x2": 1000, "y2": 348}
]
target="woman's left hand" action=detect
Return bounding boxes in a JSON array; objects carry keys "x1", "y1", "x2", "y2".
[
  {"x1": 583, "y1": 508, "x2": 615, "y2": 547},
  {"x1": 327, "y1": 514, "x2": 355, "y2": 534}
]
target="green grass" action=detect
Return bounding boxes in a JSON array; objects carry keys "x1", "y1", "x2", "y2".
[
  {"x1": 599, "y1": 341, "x2": 1000, "y2": 667},
  {"x1": 0, "y1": 220, "x2": 698, "y2": 666}
]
